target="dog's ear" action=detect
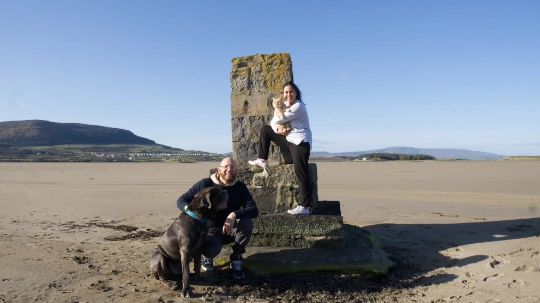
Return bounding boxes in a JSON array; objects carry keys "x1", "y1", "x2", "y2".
[{"x1": 201, "y1": 191, "x2": 212, "y2": 209}]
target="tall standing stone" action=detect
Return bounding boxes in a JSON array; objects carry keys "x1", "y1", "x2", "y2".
[
  {"x1": 228, "y1": 53, "x2": 318, "y2": 213},
  {"x1": 230, "y1": 53, "x2": 293, "y2": 165}
]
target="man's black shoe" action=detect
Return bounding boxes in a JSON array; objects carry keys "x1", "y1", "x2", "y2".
[
  {"x1": 230, "y1": 253, "x2": 244, "y2": 279},
  {"x1": 201, "y1": 255, "x2": 214, "y2": 271}
]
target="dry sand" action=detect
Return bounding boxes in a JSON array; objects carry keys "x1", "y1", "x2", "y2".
[{"x1": 1, "y1": 161, "x2": 539, "y2": 302}]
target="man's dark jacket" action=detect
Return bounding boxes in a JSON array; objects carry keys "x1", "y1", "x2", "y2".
[{"x1": 176, "y1": 173, "x2": 258, "y2": 228}]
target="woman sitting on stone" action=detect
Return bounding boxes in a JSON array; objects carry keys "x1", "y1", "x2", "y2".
[{"x1": 249, "y1": 81, "x2": 313, "y2": 215}]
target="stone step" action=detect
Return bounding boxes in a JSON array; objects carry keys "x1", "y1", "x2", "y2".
[
  {"x1": 251, "y1": 212, "x2": 345, "y2": 249},
  {"x1": 248, "y1": 200, "x2": 343, "y2": 249},
  {"x1": 216, "y1": 224, "x2": 394, "y2": 275}
]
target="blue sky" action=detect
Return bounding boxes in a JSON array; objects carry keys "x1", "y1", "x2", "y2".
[{"x1": 1, "y1": 1, "x2": 539, "y2": 156}]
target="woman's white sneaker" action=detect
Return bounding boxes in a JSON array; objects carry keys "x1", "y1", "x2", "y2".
[
  {"x1": 287, "y1": 205, "x2": 310, "y2": 215},
  {"x1": 248, "y1": 158, "x2": 268, "y2": 168}
]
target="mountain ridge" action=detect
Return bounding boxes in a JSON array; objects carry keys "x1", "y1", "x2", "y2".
[{"x1": 0, "y1": 120, "x2": 156, "y2": 146}]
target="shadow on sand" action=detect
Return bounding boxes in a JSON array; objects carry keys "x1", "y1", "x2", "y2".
[
  {"x1": 207, "y1": 216, "x2": 540, "y2": 300},
  {"x1": 362, "y1": 216, "x2": 540, "y2": 286}
]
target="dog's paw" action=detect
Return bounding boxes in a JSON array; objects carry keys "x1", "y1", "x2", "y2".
[{"x1": 181, "y1": 288, "x2": 193, "y2": 298}]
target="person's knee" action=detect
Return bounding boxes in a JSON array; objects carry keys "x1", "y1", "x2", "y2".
[
  {"x1": 203, "y1": 236, "x2": 223, "y2": 258},
  {"x1": 203, "y1": 245, "x2": 222, "y2": 258},
  {"x1": 236, "y1": 218, "x2": 254, "y2": 233},
  {"x1": 262, "y1": 124, "x2": 272, "y2": 131}
]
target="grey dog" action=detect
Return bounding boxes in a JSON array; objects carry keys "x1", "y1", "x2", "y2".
[{"x1": 149, "y1": 187, "x2": 228, "y2": 297}]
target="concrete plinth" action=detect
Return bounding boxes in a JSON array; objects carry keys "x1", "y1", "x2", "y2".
[{"x1": 215, "y1": 224, "x2": 395, "y2": 275}]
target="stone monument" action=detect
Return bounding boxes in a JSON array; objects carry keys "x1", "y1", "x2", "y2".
[
  {"x1": 227, "y1": 53, "x2": 332, "y2": 247},
  {"x1": 229, "y1": 53, "x2": 319, "y2": 214},
  {"x1": 213, "y1": 53, "x2": 394, "y2": 275}
]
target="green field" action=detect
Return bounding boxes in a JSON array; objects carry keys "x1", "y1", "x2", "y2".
[{"x1": 0, "y1": 144, "x2": 226, "y2": 162}]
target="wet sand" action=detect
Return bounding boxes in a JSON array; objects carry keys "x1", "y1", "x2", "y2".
[{"x1": 1, "y1": 161, "x2": 539, "y2": 302}]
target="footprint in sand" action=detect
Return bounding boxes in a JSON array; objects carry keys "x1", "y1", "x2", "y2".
[
  {"x1": 514, "y1": 265, "x2": 539, "y2": 272},
  {"x1": 488, "y1": 256, "x2": 509, "y2": 269},
  {"x1": 507, "y1": 279, "x2": 526, "y2": 289},
  {"x1": 465, "y1": 271, "x2": 478, "y2": 278},
  {"x1": 484, "y1": 273, "x2": 505, "y2": 282},
  {"x1": 442, "y1": 246, "x2": 464, "y2": 258},
  {"x1": 463, "y1": 271, "x2": 487, "y2": 285}
]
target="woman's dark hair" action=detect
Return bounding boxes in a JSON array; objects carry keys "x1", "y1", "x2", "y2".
[{"x1": 283, "y1": 81, "x2": 302, "y2": 102}]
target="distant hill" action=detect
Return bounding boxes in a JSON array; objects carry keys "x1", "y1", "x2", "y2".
[
  {"x1": 311, "y1": 146, "x2": 504, "y2": 160},
  {"x1": 0, "y1": 120, "x2": 156, "y2": 146}
]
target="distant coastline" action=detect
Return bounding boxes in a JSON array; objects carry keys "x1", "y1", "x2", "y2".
[
  {"x1": 311, "y1": 146, "x2": 504, "y2": 160},
  {"x1": 500, "y1": 156, "x2": 540, "y2": 160}
]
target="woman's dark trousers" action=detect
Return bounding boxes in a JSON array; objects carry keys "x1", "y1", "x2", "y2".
[{"x1": 257, "y1": 125, "x2": 312, "y2": 207}]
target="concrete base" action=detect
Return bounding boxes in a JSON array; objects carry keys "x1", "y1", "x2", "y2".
[
  {"x1": 215, "y1": 224, "x2": 394, "y2": 275},
  {"x1": 213, "y1": 201, "x2": 394, "y2": 276}
]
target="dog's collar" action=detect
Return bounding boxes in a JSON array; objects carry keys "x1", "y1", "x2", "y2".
[{"x1": 185, "y1": 209, "x2": 207, "y2": 223}]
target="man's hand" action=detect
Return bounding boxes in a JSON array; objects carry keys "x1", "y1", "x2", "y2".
[{"x1": 222, "y1": 212, "x2": 236, "y2": 235}]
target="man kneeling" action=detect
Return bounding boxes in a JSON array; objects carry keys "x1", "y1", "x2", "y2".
[{"x1": 176, "y1": 157, "x2": 258, "y2": 279}]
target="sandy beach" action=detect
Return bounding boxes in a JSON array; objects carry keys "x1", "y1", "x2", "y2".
[{"x1": 1, "y1": 161, "x2": 539, "y2": 302}]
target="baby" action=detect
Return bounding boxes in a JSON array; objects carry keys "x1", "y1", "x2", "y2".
[{"x1": 272, "y1": 97, "x2": 291, "y2": 133}]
